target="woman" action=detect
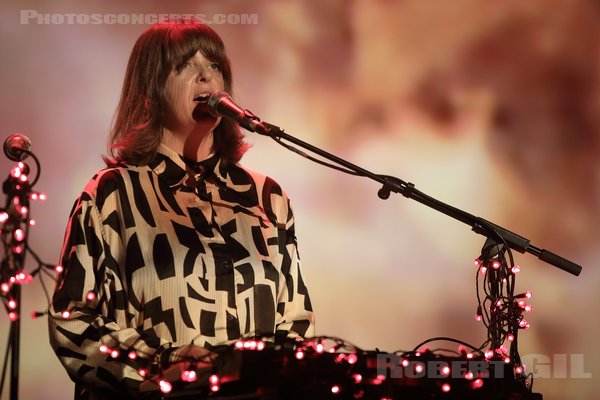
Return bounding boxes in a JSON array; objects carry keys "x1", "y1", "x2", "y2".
[{"x1": 48, "y1": 19, "x2": 314, "y2": 399}]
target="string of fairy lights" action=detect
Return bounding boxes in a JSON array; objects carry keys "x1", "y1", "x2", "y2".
[
  {"x1": 472, "y1": 239, "x2": 534, "y2": 385},
  {"x1": 0, "y1": 160, "x2": 56, "y2": 322}
]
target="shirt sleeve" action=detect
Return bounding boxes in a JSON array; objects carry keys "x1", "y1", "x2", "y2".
[
  {"x1": 273, "y1": 194, "x2": 315, "y2": 339},
  {"x1": 48, "y1": 192, "x2": 171, "y2": 396}
]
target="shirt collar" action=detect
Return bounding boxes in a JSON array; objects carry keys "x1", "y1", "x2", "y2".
[{"x1": 148, "y1": 143, "x2": 227, "y2": 190}]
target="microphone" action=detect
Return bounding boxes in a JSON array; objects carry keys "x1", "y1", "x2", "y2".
[
  {"x1": 3, "y1": 133, "x2": 32, "y2": 161},
  {"x1": 205, "y1": 91, "x2": 270, "y2": 134}
]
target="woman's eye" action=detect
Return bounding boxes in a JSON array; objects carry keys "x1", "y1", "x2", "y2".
[
  {"x1": 176, "y1": 62, "x2": 191, "y2": 74},
  {"x1": 208, "y1": 63, "x2": 220, "y2": 71}
]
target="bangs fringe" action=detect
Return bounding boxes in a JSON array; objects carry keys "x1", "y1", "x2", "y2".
[{"x1": 159, "y1": 20, "x2": 231, "y2": 86}]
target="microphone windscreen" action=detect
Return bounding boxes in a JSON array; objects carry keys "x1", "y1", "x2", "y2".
[{"x1": 4, "y1": 133, "x2": 32, "y2": 161}]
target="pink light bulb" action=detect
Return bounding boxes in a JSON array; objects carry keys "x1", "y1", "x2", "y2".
[
  {"x1": 471, "y1": 378, "x2": 484, "y2": 390},
  {"x1": 22, "y1": 273, "x2": 33, "y2": 284},
  {"x1": 441, "y1": 383, "x2": 451, "y2": 393},
  {"x1": 159, "y1": 380, "x2": 172, "y2": 394},
  {"x1": 375, "y1": 374, "x2": 386, "y2": 384},
  {"x1": 14, "y1": 229, "x2": 25, "y2": 242},
  {"x1": 181, "y1": 370, "x2": 197, "y2": 382},
  {"x1": 347, "y1": 354, "x2": 358, "y2": 364},
  {"x1": 515, "y1": 366, "x2": 523, "y2": 374},
  {"x1": 519, "y1": 319, "x2": 528, "y2": 328}
]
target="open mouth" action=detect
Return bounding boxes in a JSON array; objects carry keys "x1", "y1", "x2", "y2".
[
  {"x1": 194, "y1": 93, "x2": 210, "y2": 103},
  {"x1": 192, "y1": 93, "x2": 217, "y2": 121}
]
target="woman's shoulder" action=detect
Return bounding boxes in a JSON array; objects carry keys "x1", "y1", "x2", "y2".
[{"x1": 80, "y1": 163, "x2": 140, "y2": 202}]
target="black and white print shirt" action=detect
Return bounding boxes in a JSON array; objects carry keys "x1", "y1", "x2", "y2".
[{"x1": 48, "y1": 144, "x2": 314, "y2": 394}]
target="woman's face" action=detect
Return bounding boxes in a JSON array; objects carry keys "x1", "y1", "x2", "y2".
[{"x1": 163, "y1": 50, "x2": 225, "y2": 134}]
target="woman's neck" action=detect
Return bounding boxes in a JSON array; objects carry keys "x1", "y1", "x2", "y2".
[{"x1": 161, "y1": 126, "x2": 215, "y2": 162}]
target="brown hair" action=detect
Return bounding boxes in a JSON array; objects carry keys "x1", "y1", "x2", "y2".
[{"x1": 106, "y1": 19, "x2": 248, "y2": 166}]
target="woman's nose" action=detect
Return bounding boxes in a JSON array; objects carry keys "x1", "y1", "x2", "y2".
[{"x1": 196, "y1": 66, "x2": 212, "y2": 83}]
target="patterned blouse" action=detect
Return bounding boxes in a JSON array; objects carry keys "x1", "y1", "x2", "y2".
[{"x1": 48, "y1": 144, "x2": 314, "y2": 396}]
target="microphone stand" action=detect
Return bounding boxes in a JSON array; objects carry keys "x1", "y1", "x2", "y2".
[
  {"x1": 250, "y1": 120, "x2": 581, "y2": 395},
  {"x1": 255, "y1": 122, "x2": 582, "y2": 277}
]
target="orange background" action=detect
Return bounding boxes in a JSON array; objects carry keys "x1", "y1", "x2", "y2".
[{"x1": 1, "y1": 1, "x2": 599, "y2": 399}]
